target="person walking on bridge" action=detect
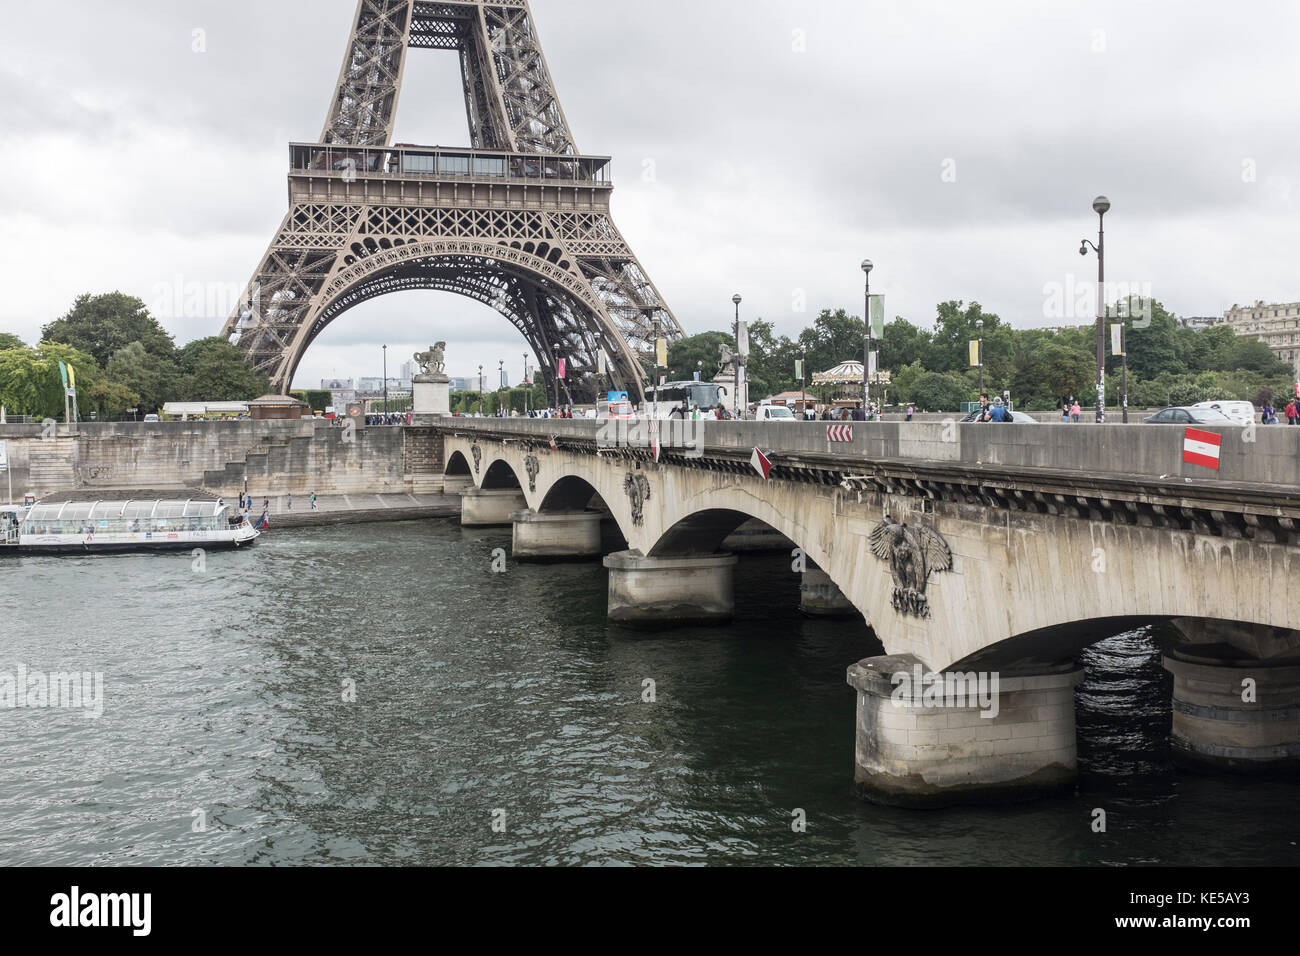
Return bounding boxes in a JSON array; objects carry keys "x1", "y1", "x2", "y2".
[
  {"x1": 1287, "y1": 400, "x2": 1298, "y2": 426},
  {"x1": 1070, "y1": 401, "x2": 1082, "y2": 424}
]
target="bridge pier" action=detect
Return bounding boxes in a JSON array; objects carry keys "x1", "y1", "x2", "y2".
[
  {"x1": 1163, "y1": 651, "x2": 1300, "y2": 775},
  {"x1": 443, "y1": 475, "x2": 474, "y2": 496},
  {"x1": 511, "y1": 510, "x2": 602, "y2": 560},
  {"x1": 799, "y1": 568, "x2": 858, "y2": 618},
  {"x1": 460, "y1": 488, "x2": 527, "y2": 527},
  {"x1": 847, "y1": 655, "x2": 1084, "y2": 808},
  {"x1": 604, "y1": 551, "x2": 737, "y2": 626}
]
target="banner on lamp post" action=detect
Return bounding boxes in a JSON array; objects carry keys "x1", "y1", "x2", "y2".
[
  {"x1": 1111, "y1": 324, "x2": 1124, "y2": 356},
  {"x1": 870, "y1": 295, "x2": 885, "y2": 339},
  {"x1": 557, "y1": 358, "x2": 566, "y2": 380},
  {"x1": 969, "y1": 341, "x2": 981, "y2": 368},
  {"x1": 655, "y1": 339, "x2": 667, "y2": 367},
  {"x1": 794, "y1": 359, "x2": 803, "y2": 380}
]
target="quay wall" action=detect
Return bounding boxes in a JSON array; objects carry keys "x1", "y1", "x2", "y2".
[{"x1": 0, "y1": 421, "x2": 444, "y2": 500}]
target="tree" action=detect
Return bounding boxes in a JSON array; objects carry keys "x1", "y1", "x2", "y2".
[
  {"x1": 106, "y1": 342, "x2": 179, "y2": 413},
  {"x1": 0, "y1": 343, "x2": 99, "y2": 419},
  {"x1": 666, "y1": 331, "x2": 733, "y2": 383},
  {"x1": 797, "y1": 309, "x2": 867, "y2": 377},
  {"x1": 0, "y1": 333, "x2": 26, "y2": 351},
  {"x1": 88, "y1": 379, "x2": 140, "y2": 418},
  {"x1": 177, "y1": 337, "x2": 270, "y2": 401},
  {"x1": 907, "y1": 371, "x2": 972, "y2": 412},
  {"x1": 1124, "y1": 300, "x2": 1184, "y2": 380},
  {"x1": 0, "y1": 347, "x2": 49, "y2": 417},
  {"x1": 924, "y1": 301, "x2": 1004, "y2": 375},
  {"x1": 880, "y1": 318, "x2": 931, "y2": 373},
  {"x1": 42, "y1": 292, "x2": 177, "y2": 368},
  {"x1": 1012, "y1": 341, "x2": 1094, "y2": 410}
]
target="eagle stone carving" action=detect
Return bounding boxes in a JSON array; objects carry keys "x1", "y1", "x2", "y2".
[{"x1": 869, "y1": 517, "x2": 953, "y2": 619}]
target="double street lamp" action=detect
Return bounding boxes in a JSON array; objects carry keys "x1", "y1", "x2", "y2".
[{"x1": 1079, "y1": 196, "x2": 1110, "y2": 424}]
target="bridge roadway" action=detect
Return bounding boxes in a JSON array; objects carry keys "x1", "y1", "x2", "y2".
[{"x1": 433, "y1": 417, "x2": 1300, "y2": 806}]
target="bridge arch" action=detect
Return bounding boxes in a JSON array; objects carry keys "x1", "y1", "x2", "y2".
[
  {"x1": 445, "y1": 451, "x2": 472, "y2": 478},
  {"x1": 481, "y1": 458, "x2": 523, "y2": 491},
  {"x1": 539, "y1": 475, "x2": 601, "y2": 513}
]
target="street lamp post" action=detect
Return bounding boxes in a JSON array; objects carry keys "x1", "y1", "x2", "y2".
[
  {"x1": 1120, "y1": 318, "x2": 1129, "y2": 424},
  {"x1": 382, "y1": 344, "x2": 388, "y2": 417},
  {"x1": 732, "y1": 294, "x2": 742, "y2": 420},
  {"x1": 478, "y1": 364, "x2": 484, "y2": 416},
  {"x1": 523, "y1": 353, "x2": 529, "y2": 416},
  {"x1": 977, "y1": 318, "x2": 984, "y2": 400},
  {"x1": 1080, "y1": 196, "x2": 1110, "y2": 424},
  {"x1": 861, "y1": 260, "x2": 873, "y2": 415}
]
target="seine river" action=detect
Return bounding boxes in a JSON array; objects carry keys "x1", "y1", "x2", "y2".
[{"x1": 2, "y1": 520, "x2": 1297, "y2": 866}]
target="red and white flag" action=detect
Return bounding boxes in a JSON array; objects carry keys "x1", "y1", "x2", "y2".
[
  {"x1": 650, "y1": 419, "x2": 661, "y2": 463},
  {"x1": 1183, "y1": 428, "x2": 1222, "y2": 470},
  {"x1": 549, "y1": 434, "x2": 558, "y2": 451},
  {"x1": 827, "y1": 424, "x2": 854, "y2": 443},
  {"x1": 750, "y1": 448, "x2": 773, "y2": 480}
]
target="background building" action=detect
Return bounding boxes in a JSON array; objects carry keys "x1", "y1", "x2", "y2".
[{"x1": 1224, "y1": 301, "x2": 1300, "y2": 378}]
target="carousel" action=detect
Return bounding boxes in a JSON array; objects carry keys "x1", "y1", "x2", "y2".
[{"x1": 812, "y1": 361, "x2": 892, "y2": 415}]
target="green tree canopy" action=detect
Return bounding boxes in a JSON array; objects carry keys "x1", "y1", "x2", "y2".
[
  {"x1": 42, "y1": 292, "x2": 177, "y2": 368},
  {"x1": 106, "y1": 342, "x2": 179, "y2": 413},
  {"x1": 177, "y1": 337, "x2": 270, "y2": 401},
  {"x1": 0, "y1": 332, "x2": 26, "y2": 351}
]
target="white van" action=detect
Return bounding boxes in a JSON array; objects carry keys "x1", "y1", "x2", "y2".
[
  {"x1": 753, "y1": 404, "x2": 796, "y2": 421},
  {"x1": 1191, "y1": 401, "x2": 1255, "y2": 425}
]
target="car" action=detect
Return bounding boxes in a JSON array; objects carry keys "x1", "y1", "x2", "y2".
[
  {"x1": 1143, "y1": 406, "x2": 1234, "y2": 425},
  {"x1": 959, "y1": 409, "x2": 1036, "y2": 423},
  {"x1": 142, "y1": 414, "x2": 160, "y2": 423},
  {"x1": 753, "y1": 404, "x2": 796, "y2": 421},
  {"x1": 1190, "y1": 400, "x2": 1255, "y2": 425}
]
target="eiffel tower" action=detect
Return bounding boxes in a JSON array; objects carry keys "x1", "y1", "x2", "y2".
[{"x1": 221, "y1": 0, "x2": 682, "y2": 401}]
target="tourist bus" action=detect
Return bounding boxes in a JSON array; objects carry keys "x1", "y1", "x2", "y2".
[{"x1": 644, "y1": 381, "x2": 729, "y2": 419}]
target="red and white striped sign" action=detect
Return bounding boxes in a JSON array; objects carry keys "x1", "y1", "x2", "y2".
[
  {"x1": 827, "y1": 424, "x2": 854, "y2": 443},
  {"x1": 750, "y1": 448, "x2": 773, "y2": 480},
  {"x1": 1183, "y1": 428, "x2": 1222, "y2": 470},
  {"x1": 548, "y1": 434, "x2": 558, "y2": 451}
]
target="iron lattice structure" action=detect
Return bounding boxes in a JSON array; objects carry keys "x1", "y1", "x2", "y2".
[{"x1": 221, "y1": 0, "x2": 682, "y2": 400}]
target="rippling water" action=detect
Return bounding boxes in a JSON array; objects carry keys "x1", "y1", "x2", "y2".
[{"x1": 2, "y1": 521, "x2": 1297, "y2": 866}]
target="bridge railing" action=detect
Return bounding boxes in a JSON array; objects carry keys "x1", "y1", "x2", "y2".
[{"x1": 438, "y1": 417, "x2": 1300, "y2": 492}]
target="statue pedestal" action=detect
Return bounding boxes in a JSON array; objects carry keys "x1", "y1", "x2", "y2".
[{"x1": 413, "y1": 374, "x2": 450, "y2": 420}]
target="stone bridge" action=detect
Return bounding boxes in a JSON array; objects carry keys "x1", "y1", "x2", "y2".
[{"x1": 436, "y1": 417, "x2": 1300, "y2": 806}]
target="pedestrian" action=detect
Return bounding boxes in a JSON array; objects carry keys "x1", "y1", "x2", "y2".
[
  {"x1": 287, "y1": 493, "x2": 293, "y2": 511},
  {"x1": 906, "y1": 405, "x2": 914, "y2": 422},
  {"x1": 988, "y1": 397, "x2": 1009, "y2": 422},
  {"x1": 311, "y1": 492, "x2": 318, "y2": 511},
  {"x1": 1287, "y1": 400, "x2": 1298, "y2": 425},
  {"x1": 1070, "y1": 401, "x2": 1082, "y2": 424}
]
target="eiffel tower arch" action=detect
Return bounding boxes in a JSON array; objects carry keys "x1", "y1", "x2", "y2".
[{"x1": 221, "y1": 0, "x2": 683, "y2": 401}]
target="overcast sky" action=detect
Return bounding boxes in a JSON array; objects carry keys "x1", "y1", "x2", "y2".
[{"x1": 1, "y1": 0, "x2": 1296, "y2": 385}]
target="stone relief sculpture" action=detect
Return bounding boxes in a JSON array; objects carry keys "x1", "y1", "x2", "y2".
[
  {"x1": 869, "y1": 516, "x2": 953, "y2": 619},
  {"x1": 471, "y1": 444, "x2": 482, "y2": 474},
  {"x1": 624, "y1": 473, "x2": 651, "y2": 527},
  {"x1": 524, "y1": 455, "x2": 540, "y2": 493}
]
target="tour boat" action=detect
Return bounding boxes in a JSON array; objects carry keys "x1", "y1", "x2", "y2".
[{"x1": 6, "y1": 495, "x2": 260, "y2": 554}]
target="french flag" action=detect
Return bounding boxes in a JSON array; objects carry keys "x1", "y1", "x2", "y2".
[{"x1": 1183, "y1": 428, "x2": 1222, "y2": 471}]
